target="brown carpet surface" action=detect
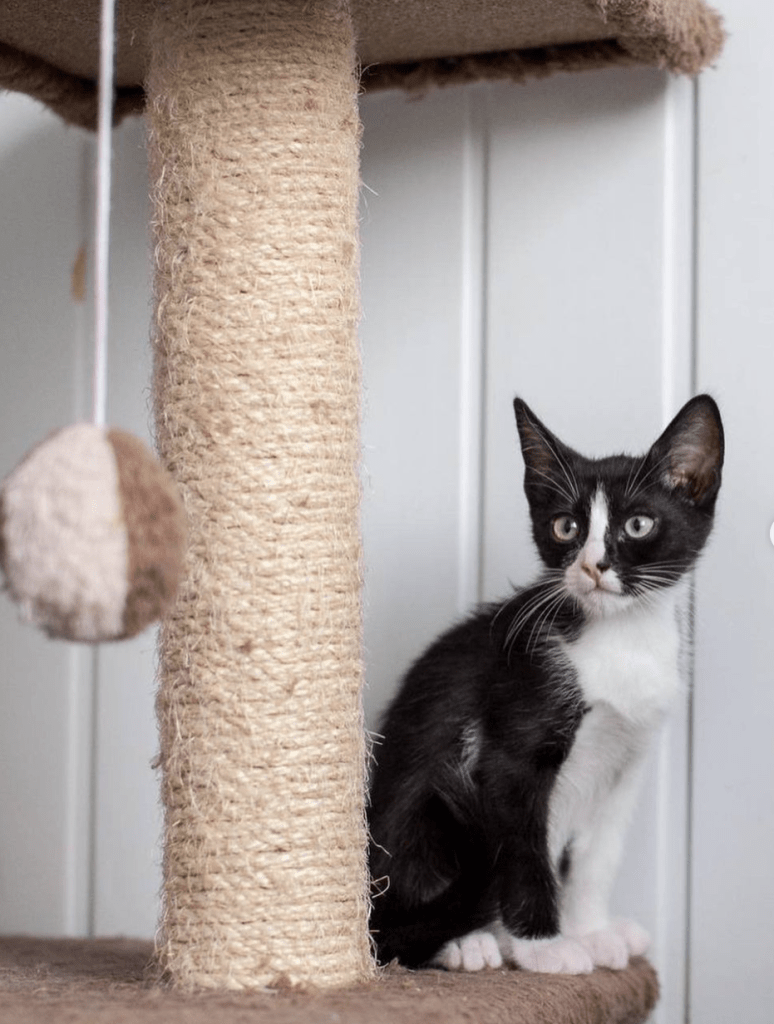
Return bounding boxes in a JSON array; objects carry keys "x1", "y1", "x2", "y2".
[
  {"x1": 0, "y1": 0, "x2": 724, "y2": 129},
  {"x1": 0, "y1": 936, "x2": 658, "y2": 1024}
]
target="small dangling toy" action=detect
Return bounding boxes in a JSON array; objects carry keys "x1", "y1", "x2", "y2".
[
  {"x1": 0, "y1": 424, "x2": 186, "y2": 642},
  {"x1": 0, "y1": 0, "x2": 186, "y2": 643}
]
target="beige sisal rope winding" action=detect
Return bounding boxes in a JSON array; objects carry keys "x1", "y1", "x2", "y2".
[{"x1": 146, "y1": 0, "x2": 372, "y2": 990}]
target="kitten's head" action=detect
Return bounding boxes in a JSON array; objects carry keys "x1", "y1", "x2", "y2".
[{"x1": 513, "y1": 395, "x2": 724, "y2": 618}]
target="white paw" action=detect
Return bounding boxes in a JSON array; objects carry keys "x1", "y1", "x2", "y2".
[
  {"x1": 503, "y1": 935, "x2": 594, "y2": 974},
  {"x1": 434, "y1": 931, "x2": 503, "y2": 971},
  {"x1": 613, "y1": 918, "x2": 651, "y2": 957},
  {"x1": 578, "y1": 929, "x2": 629, "y2": 970},
  {"x1": 573, "y1": 919, "x2": 650, "y2": 969}
]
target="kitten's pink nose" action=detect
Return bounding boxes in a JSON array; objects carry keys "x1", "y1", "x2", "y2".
[{"x1": 582, "y1": 560, "x2": 610, "y2": 584}]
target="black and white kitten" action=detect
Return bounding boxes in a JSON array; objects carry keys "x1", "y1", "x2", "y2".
[{"x1": 368, "y1": 394, "x2": 723, "y2": 974}]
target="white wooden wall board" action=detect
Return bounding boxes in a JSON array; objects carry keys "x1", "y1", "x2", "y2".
[
  {"x1": 650, "y1": 74, "x2": 697, "y2": 1024},
  {"x1": 92, "y1": 117, "x2": 161, "y2": 938},
  {"x1": 482, "y1": 70, "x2": 695, "y2": 1024},
  {"x1": 93, "y1": 637, "x2": 160, "y2": 937},
  {"x1": 692, "y1": 0, "x2": 774, "y2": 1017},
  {"x1": 359, "y1": 86, "x2": 486, "y2": 728},
  {"x1": 0, "y1": 93, "x2": 93, "y2": 935},
  {"x1": 482, "y1": 67, "x2": 676, "y2": 594}
]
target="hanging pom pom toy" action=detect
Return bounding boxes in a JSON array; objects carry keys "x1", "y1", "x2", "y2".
[
  {"x1": 0, "y1": 424, "x2": 186, "y2": 642},
  {"x1": 0, "y1": 0, "x2": 186, "y2": 643}
]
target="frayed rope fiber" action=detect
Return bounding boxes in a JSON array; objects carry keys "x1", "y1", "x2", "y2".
[{"x1": 147, "y1": 0, "x2": 372, "y2": 990}]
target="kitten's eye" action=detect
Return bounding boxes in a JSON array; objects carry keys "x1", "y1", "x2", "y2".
[
  {"x1": 551, "y1": 515, "x2": 579, "y2": 542},
  {"x1": 624, "y1": 514, "x2": 656, "y2": 539}
]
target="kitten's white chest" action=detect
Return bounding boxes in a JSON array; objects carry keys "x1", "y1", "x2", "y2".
[{"x1": 560, "y1": 589, "x2": 684, "y2": 725}]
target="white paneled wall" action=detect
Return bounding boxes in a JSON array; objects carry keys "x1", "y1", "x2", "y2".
[
  {"x1": 692, "y1": 1, "x2": 774, "y2": 1019},
  {"x1": 0, "y1": 100, "x2": 161, "y2": 938},
  {"x1": 0, "y1": 94, "x2": 93, "y2": 937},
  {"x1": 91, "y1": 120, "x2": 161, "y2": 938},
  {"x1": 360, "y1": 72, "x2": 695, "y2": 1024},
  {"x1": 360, "y1": 87, "x2": 487, "y2": 724},
  {"x1": 0, "y1": 3, "x2": 771, "y2": 1017}
]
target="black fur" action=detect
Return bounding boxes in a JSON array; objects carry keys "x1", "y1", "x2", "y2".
[{"x1": 367, "y1": 395, "x2": 723, "y2": 968}]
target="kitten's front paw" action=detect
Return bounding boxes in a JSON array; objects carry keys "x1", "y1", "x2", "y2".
[
  {"x1": 576, "y1": 920, "x2": 650, "y2": 969},
  {"x1": 613, "y1": 918, "x2": 651, "y2": 957},
  {"x1": 503, "y1": 936, "x2": 594, "y2": 974},
  {"x1": 434, "y1": 931, "x2": 503, "y2": 972},
  {"x1": 578, "y1": 929, "x2": 629, "y2": 970}
]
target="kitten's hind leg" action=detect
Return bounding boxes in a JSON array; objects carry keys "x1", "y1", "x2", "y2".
[{"x1": 433, "y1": 930, "x2": 503, "y2": 972}]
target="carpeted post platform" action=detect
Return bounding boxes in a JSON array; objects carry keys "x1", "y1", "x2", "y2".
[{"x1": 0, "y1": 937, "x2": 658, "y2": 1024}]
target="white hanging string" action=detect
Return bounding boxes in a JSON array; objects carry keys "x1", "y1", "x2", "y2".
[
  {"x1": 87, "y1": 0, "x2": 117, "y2": 934},
  {"x1": 92, "y1": 0, "x2": 116, "y2": 429}
]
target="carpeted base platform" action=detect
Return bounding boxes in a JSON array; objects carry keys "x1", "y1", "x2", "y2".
[{"x1": 0, "y1": 936, "x2": 658, "y2": 1024}]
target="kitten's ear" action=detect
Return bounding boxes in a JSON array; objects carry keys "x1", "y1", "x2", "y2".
[
  {"x1": 513, "y1": 398, "x2": 575, "y2": 486},
  {"x1": 647, "y1": 395, "x2": 724, "y2": 506}
]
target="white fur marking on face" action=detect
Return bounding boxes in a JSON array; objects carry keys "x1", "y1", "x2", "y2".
[
  {"x1": 584, "y1": 488, "x2": 609, "y2": 575},
  {"x1": 565, "y1": 488, "x2": 622, "y2": 610}
]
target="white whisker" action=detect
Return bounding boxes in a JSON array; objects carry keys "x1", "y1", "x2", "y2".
[
  {"x1": 535, "y1": 427, "x2": 579, "y2": 504},
  {"x1": 523, "y1": 462, "x2": 577, "y2": 507},
  {"x1": 624, "y1": 451, "x2": 673, "y2": 499},
  {"x1": 503, "y1": 574, "x2": 569, "y2": 659},
  {"x1": 524, "y1": 589, "x2": 568, "y2": 658}
]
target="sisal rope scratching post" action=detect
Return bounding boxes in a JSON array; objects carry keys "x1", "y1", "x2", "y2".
[{"x1": 146, "y1": 0, "x2": 372, "y2": 990}]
